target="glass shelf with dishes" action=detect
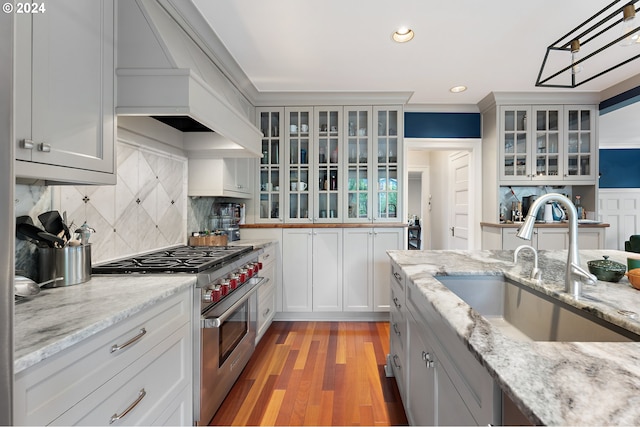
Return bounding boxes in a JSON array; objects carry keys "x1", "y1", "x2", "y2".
[
  {"x1": 257, "y1": 109, "x2": 283, "y2": 222},
  {"x1": 374, "y1": 107, "x2": 401, "y2": 221},
  {"x1": 316, "y1": 108, "x2": 342, "y2": 221},
  {"x1": 285, "y1": 108, "x2": 313, "y2": 222},
  {"x1": 345, "y1": 107, "x2": 371, "y2": 222}
]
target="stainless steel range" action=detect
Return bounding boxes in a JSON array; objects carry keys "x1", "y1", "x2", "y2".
[{"x1": 92, "y1": 245, "x2": 266, "y2": 425}]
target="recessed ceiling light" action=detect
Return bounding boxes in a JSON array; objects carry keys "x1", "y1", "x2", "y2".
[
  {"x1": 450, "y1": 85, "x2": 467, "y2": 93},
  {"x1": 392, "y1": 27, "x2": 414, "y2": 43}
]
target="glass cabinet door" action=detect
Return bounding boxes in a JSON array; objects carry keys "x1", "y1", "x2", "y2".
[
  {"x1": 532, "y1": 107, "x2": 563, "y2": 181},
  {"x1": 285, "y1": 108, "x2": 312, "y2": 222},
  {"x1": 315, "y1": 108, "x2": 342, "y2": 221},
  {"x1": 345, "y1": 107, "x2": 371, "y2": 222},
  {"x1": 500, "y1": 106, "x2": 531, "y2": 181},
  {"x1": 257, "y1": 109, "x2": 283, "y2": 222},
  {"x1": 565, "y1": 106, "x2": 595, "y2": 181},
  {"x1": 374, "y1": 107, "x2": 401, "y2": 221}
]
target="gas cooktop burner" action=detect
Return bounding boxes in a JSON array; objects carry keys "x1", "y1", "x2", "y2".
[{"x1": 92, "y1": 245, "x2": 254, "y2": 274}]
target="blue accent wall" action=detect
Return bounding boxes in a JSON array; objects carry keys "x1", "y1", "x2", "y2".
[
  {"x1": 404, "y1": 112, "x2": 481, "y2": 139},
  {"x1": 599, "y1": 149, "x2": 640, "y2": 188}
]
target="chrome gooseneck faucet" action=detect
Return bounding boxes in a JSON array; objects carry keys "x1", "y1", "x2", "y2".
[
  {"x1": 514, "y1": 245, "x2": 541, "y2": 283},
  {"x1": 516, "y1": 193, "x2": 596, "y2": 298}
]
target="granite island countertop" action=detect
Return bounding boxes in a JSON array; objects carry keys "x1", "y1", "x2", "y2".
[
  {"x1": 388, "y1": 249, "x2": 640, "y2": 426},
  {"x1": 14, "y1": 275, "x2": 196, "y2": 374}
]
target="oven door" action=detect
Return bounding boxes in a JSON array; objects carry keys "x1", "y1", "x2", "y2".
[{"x1": 197, "y1": 277, "x2": 265, "y2": 425}]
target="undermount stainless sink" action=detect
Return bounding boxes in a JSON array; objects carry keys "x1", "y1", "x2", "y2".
[{"x1": 436, "y1": 275, "x2": 639, "y2": 342}]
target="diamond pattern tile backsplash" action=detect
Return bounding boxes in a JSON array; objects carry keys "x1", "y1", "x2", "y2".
[
  {"x1": 15, "y1": 140, "x2": 188, "y2": 276},
  {"x1": 55, "y1": 141, "x2": 188, "y2": 263}
]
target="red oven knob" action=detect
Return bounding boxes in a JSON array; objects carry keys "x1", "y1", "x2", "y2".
[
  {"x1": 257, "y1": 262, "x2": 263, "y2": 271},
  {"x1": 244, "y1": 266, "x2": 254, "y2": 278},
  {"x1": 212, "y1": 286, "x2": 221, "y2": 302},
  {"x1": 237, "y1": 270, "x2": 247, "y2": 283},
  {"x1": 251, "y1": 263, "x2": 260, "y2": 274},
  {"x1": 228, "y1": 276, "x2": 239, "y2": 290},
  {"x1": 220, "y1": 281, "x2": 230, "y2": 296}
]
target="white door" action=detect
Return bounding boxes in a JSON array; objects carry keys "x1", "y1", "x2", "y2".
[{"x1": 449, "y1": 152, "x2": 470, "y2": 250}]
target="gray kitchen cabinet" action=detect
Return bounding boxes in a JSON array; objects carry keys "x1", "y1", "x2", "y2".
[
  {"x1": 13, "y1": 288, "x2": 193, "y2": 426},
  {"x1": 14, "y1": 0, "x2": 116, "y2": 185},
  {"x1": 256, "y1": 244, "x2": 277, "y2": 343},
  {"x1": 498, "y1": 105, "x2": 597, "y2": 184},
  {"x1": 387, "y1": 260, "x2": 407, "y2": 402},
  {"x1": 188, "y1": 158, "x2": 253, "y2": 198},
  {"x1": 255, "y1": 105, "x2": 403, "y2": 224},
  {"x1": 343, "y1": 228, "x2": 403, "y2": 312},
  {"x1": 281, "y1": 228, "x2": 342, "y2": 312},
  {"x1": 391, "y1": 275, "x2": 501, "y2": 426},
  {"x1": 482, "y1": 224, "x2": 605, "y2": 250}
]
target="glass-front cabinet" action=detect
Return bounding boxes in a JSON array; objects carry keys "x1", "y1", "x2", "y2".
[
  {"x1": 255, "y1": 105, "x2": 403, "y2": 224},
  {"x1": 315, "y1": 107, "x2": 342, "y2": 222},
  {"x1": 374, "y1": 107, "x2": 401, "y2": 221},
  {"x1": 257, "y1": 108, "x2": 284, "y2": 222},
  {"x1": 499, "y1": 105, "x2": 596, "y2": 184},
  {"x1": 285, "y1": 108, "x2": 312, "y2": 223},
  {"x1": 564, "y1": 105, "x2": 596, "y2": 181},
  {"x1": 345, "y1": 107, "x2": 372, "y2": 222}
]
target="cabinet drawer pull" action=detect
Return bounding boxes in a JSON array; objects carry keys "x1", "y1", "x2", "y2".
[
  {"x1": 263, "y1": 307, "x2": 270, "y2": 316},
  {"x1": 422, "y1": 351, "x2": 434, "y2": 368},
  {"x1": 393, "y1": 271, "x2": 402, "y2": 282},
  {"x1": 392, "y1": 297, "x2": 401, "y2": 310},
  {"x1": 37, "y1": 142, "x2": 51, "y2": 152},
  {"x1": 109, "y1": 388, "x2": 146, "y2": 424},
  {"x1": 392, "y1": 322, "x2": 401, "y2": 336},
  {"x1": 20, "y1": 139, "x2": 34, "y2": 149},
  {"x1": 110, "y1": 328, "x2": 146, "y2": 353},
  {"x1": 392, "y1": 354, "x2": 401, "y2": 369}
]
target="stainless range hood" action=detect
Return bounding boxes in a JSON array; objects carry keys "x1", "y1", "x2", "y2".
[{"x1": 116, "y1": 0, "x2": 262, "y2": 157}]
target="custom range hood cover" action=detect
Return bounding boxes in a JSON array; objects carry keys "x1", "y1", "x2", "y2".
[{"x1": 116, "y1": 0, "x2": 261, "y2": 157}]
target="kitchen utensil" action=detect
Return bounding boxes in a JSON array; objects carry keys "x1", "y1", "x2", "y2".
[
  {"x1": 16, "y1": 222, "x2": 48, "y2": 246},
  {"x1": 37, "y1": 231, "x2": 65, "y2": 248},
  {"x1": 588, "y1": 256, "x2": 626, "y2": 282},
  {"x1": 626, "y1": 268, "x2": 640, "y2": 289},
  {"x1": 39, "y1": 244, "x2": 92, "y2": 287},
  {"x1": 14, "y1": 275, "x2": 64, "y2": 297},
  {"x1": 75, "y1": 222, "x2": 95, "y2": 245},
  {"x1": 38, "y1": 210, "x2": 65, "y2": 236}
]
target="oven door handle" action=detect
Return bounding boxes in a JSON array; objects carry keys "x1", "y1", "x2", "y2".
[{"x1": 201, "y1": 276, "x2": 268, "y2": 328}]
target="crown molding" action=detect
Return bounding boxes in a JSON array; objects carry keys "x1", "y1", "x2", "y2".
[{"x1": 252, "y1": 91, "x2": 413, "y2": 107}]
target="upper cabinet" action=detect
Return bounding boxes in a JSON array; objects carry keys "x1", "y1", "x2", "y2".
[
  {"x1": 255, "y1": 105, "x2": 403, "y2": 224},
  {"x1": 498, "y1": 104, "x2": 597, "y2": 184},
  {"x1": 14, "y1": 0, "x2": 116, "y2": 185}
]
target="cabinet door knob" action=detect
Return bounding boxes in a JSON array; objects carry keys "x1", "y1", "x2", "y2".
[
  {"x1": 37, "y1": 142, "x2": 51, "y2": 152},
  {"x1": 20, "y1": 139, "x2": 34, "y2": 150}
]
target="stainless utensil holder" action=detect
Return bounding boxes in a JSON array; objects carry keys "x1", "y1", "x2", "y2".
[{"x1": 39, "y1": 244, "x2": 91, "y2": 286}]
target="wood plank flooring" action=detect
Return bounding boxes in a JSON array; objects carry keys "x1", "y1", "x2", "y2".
[{"x1": 210, "y1": 321, "x2": 408, "y2": 426}]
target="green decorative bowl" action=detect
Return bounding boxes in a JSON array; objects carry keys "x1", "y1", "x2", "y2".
[{"x1": 588, "y1": 256, "x2": 626, "y2": 282}]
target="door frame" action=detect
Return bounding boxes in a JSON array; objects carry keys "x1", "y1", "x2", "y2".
[
  {"x1": 407, "y1": 167, "x2": 429, "y2": 249},
  {"x1": 404, "y1": 138, "x2": 482, "y2": 250}
]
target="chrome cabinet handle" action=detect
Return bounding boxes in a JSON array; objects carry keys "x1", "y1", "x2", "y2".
[
  {"x1": 20, "y1": 139, "x2": 34, "y2": 149},
  {"x1": 110, "y1": 328, "x2": 146, "y2": 353},
  {"x1": 392, "y1": 297, "x2": 401, "y2": 309},
  {"x1": 392, "y1": 354, "x2": 401, "y2": 369},
  {"x1": 392, "y1": 322, "x2": 401, "y2": 336},
  {"x1": 422, "y1": 351, "x2": 434, "y2": 368},
  {"x1": 263, "y1": 307, "x2": 270, "y2": 316},
  {"x1": 393, "y1": 272, "x2": 402, "y2": 282},
  {"x1": 263, "y1": 253, "x2": 271, "y2": 259},
  {"x1": 37, "y1": 142, "x2": 51, "y2": 152},
  {"x1": 109, "y1": 388, "x2": 146, "y2": 424}
]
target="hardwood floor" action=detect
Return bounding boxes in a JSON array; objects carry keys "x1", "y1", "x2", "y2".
[{"x1": 210, "y1": 321, "x2": 408, "y2": 426}]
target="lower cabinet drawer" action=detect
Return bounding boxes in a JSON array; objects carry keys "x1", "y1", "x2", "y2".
[
  {"x1": 50, "y1": 322, "x2": 192, "y2": 426},
  {"x1": 14, "y1": 290, "x2": 191, "y2": 426},
  {"x1": 257, "y1": 285, "x2": 275, "y2": 340}
]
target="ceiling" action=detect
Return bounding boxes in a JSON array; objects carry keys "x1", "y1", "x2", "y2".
[{"x1": 191, "y1": 0, "x2": 640, "y2": 106}]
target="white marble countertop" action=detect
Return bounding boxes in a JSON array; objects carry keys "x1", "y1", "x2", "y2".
[
  {"x1": 388, "y1": 249, "x2": 640, "y2": 426},
  {"x1": 14, "y1": 275, "x2": 196, "y2": 374}
]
